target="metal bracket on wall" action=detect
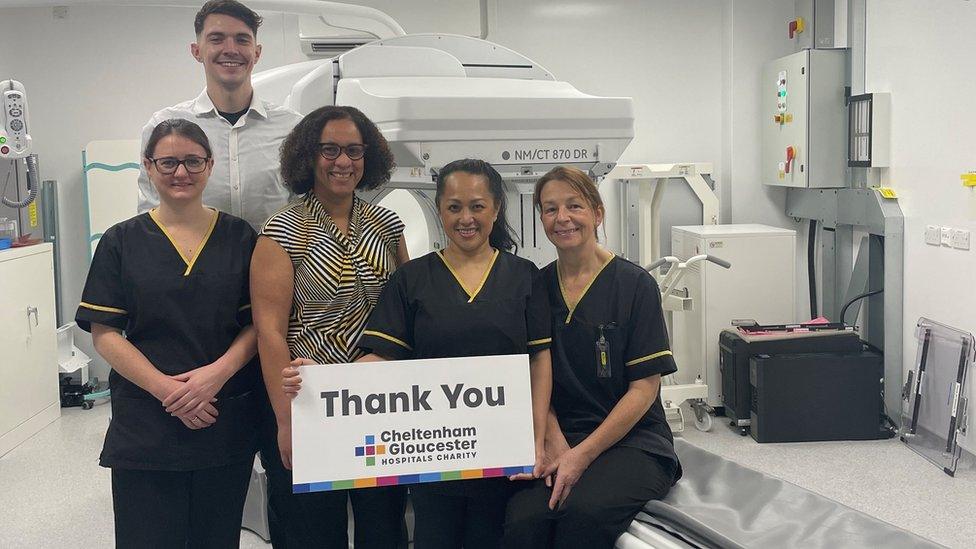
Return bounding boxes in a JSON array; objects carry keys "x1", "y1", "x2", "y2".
[{"x1": 785, "y1": 186, "x2": 905, "y2": 426}]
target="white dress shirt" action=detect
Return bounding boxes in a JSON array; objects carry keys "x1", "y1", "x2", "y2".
[{"x1": 137, "y1": 89, "x2": 302, "y2": 230}]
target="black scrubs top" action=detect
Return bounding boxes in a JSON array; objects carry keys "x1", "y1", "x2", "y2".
[
  {"x1": 75, "y1": 211, "x2": 261, "y2": 471},
  {"x1": 358, "y1": 249, "x2": 551, "y2": 361},
  {"x1": 544, "y1": 255, "x2": 681, "y2": 481},
  {"x1": 357, "y1": 249, "x2": 551, "y2": 495}
]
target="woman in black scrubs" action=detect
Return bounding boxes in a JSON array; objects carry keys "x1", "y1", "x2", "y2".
[
  {"x1": 284, "y1": 158, "x2": 553, "y2": 548},
  {"x1": 76, "y1": 119, "x2": 261, "y2": 548},
  {"x1": 503, "y1": 166, "x2": 681, "y2": 549}
]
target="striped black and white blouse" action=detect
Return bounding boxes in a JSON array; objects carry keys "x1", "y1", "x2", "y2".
[{"x1": 262, "y1": 192, "x2": 404, "y2": 364}]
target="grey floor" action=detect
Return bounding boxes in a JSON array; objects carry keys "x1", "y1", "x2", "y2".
[{"x1": 1, "y1": 403, "x2": 972, "y2": 548}]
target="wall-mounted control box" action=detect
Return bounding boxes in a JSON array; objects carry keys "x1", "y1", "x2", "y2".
[
  {"x1": 794, "y1": 0, "x2": 849, "y2": 50},
  {"x1": 762, "y1": 49, "x2": 846, "y2": 188}
]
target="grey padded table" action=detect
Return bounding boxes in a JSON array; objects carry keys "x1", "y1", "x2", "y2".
[{"x1": 616, "y1": 439, "x2": 944, "y2": 549}]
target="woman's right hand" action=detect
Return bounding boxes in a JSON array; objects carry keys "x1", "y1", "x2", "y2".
[
  {"x1": 543, "y1": 435, "x2": 571, "y2": 486},
  {"x1": 152, "y1": 376, "x2": 218, "y2": 429},
  {"x1": 283, "y1": 358, "x2": 313, "y2": 398}
]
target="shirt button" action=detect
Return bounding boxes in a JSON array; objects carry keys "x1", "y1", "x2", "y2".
[{"x1": 233, "y1": 185, "x2": 239, "y2": 190}]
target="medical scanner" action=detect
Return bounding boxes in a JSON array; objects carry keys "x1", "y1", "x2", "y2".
[{"x1": 252, "y1": 31, "x2": 633, "y2": 262}]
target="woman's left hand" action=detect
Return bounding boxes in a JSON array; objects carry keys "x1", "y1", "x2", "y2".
[
  {"x1": 163, "y1": 363, "x2": 231, "y2": 417},
  {"x1": 545, "y1": 447, "x2": 593, "y2": 510}
]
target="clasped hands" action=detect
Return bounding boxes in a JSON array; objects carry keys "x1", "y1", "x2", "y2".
[
  {"x1": 154, "y1": 362, "x2": 232, "y2": 431},
  {"x1": 510, "y1": 436, "x2": 592, "y2": 511}
]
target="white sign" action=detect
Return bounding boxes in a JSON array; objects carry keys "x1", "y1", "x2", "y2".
[{"x1": 291, "y1": 354, "x2": 535, "y2": 493}]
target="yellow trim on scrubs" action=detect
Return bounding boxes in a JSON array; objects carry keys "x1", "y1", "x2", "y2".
[
  {"x1": 79, "y1": 301, "x2": 127, "y2": 314},
  {"x1": 437, "y1": 249, "x2": 499, "y2": 303},
  {"x1": 558, "y1": 253, "x2": 615, "y2": 324},
  {"x1": 362, "y1": 330, "x2": 413, "y2": 351},
  {"x1": 528, "y1": 337, "x2": 552, "y2": 346},
  {"x1": 148, "y1": 208, "x2": 219, "y2": 276},
  {"x1": 625, "y1": 350, "x2": 673, "y2": 367}
]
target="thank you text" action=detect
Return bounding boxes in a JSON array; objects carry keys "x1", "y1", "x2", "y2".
[{"x1": 291, "y1": 355, "x2": 535, "y2": 493}]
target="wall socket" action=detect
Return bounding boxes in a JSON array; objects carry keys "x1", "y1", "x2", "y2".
[
  {"x1": 927, "y1": 225, "x2": 971, "y2": 250},
  {"x1": 951, "y1": 229, "x2": 971, "y2": 250}
]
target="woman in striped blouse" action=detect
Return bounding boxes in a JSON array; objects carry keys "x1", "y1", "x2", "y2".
[{"x1": 250, "y1": 105, "x2": 409, "y2": 548}]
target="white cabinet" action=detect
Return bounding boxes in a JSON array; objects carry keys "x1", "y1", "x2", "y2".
[
  {"x1": 0, "y1": 244, "x2": 60, "y2": 457},
  {"x1": 670, "y1": 225, "x2": 797, "y2": 407}
]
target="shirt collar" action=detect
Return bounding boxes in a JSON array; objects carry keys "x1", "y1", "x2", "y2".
[
  {"x1": 190, "y1": 88, "x2": 270, "y2": 120},
  {"x1": 304, "y1": 192, "x2": 362, "y2": 242}
]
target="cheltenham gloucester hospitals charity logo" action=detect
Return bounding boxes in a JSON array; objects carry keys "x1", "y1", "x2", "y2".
[{"x1": 355, "y1": 435, "x2": 386, "y2": 466}]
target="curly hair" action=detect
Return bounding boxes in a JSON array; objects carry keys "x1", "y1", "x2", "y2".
[{"x1": 279, "y1": 106, "x2": 395, "y2": 195}]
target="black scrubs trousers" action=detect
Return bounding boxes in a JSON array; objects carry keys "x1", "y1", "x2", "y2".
[{"x1": 503, "y1": 255, "x2": 682, "y2": 549}]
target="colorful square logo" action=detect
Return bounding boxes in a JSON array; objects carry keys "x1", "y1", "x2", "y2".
[{"x1": 354, "y1": 435, "x2": 385, "y2": 466}]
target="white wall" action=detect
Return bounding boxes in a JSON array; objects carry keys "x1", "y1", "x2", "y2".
[
  {"x1": 721, "y1": 0, "x2": 809, "y2": 321},
  {"x1": 488, "y1": 0, "x2": 726, "y2": 257},
  {"x1": 864, "y1": 0, "x2": 976, "y2": 452},
  {"x1": 0, "y1": 1, "x2": 730, "y2": 380}
]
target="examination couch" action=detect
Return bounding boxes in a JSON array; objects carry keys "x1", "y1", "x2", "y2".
[{"x1": 616, "y1": 439, "x2": 944, "y2": 549}]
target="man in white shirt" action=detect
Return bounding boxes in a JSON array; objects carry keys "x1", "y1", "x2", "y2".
[
  {"x1": 136, "y1": 3, "x2": 304, "y2": 548},
  {"x1": 137, "y1": 0, "x2": 301, "y2": 231}
]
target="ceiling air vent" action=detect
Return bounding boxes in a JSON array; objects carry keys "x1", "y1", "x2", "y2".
[{"x1": 301, "y1": 38, "x2": 372, "y2": 58}]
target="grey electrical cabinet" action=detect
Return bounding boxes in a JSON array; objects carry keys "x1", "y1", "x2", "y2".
[
  {"x1": 761, "y1": 49, "x2": 846, "y2": 188},
  {"x1": 795, "y1": 0, "x2": 848, "y2": 50}
]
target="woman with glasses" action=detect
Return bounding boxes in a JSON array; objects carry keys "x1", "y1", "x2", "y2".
[
  {"x1": 76, "y1": 118, "x2": 262, "y2": 548},
  {"x1": 250, "y1": 105, "x2": 409, "y2": 548}
]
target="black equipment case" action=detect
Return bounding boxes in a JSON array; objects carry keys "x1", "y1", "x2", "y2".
[
  {"x1": 749, "y1": 350, "x2": 888, "y2": 443},
  {"x1": 718, "y1": 328, "x2": 864, "y2": 434}
]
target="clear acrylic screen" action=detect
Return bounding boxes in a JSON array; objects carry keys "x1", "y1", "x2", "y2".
[{"x1": 901, "y1": 318, "x2": 972, "y2": 475}]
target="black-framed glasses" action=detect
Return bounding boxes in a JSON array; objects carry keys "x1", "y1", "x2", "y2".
[
  {"x1": 148, "y1": 156, "x2": 211, "y2": 175},
  {"x1": 318, "y1": 143, "x2": 367, "y2": 161}
]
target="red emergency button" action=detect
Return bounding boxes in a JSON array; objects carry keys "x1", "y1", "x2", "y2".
[{"x1": 1, "y1": 146, "x2": 10, "y2": 155}]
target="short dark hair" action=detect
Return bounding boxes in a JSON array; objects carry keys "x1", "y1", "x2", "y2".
[
  {"x1": 144, "y1": 118, "x2": 212, "y2": 159},
  {"x1": 280, "y1": 106, "x2": 395, "y2": 195},
  {"x1": 195, "y1": 0, "x2": 262, "y2": 37},
  {"x1": 435, "y1": 159, "x2": 518, "y2": 252}
]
